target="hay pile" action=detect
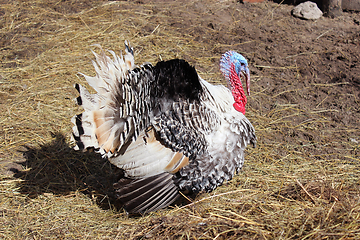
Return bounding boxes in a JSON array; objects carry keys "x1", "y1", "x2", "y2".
[{"x1": 1, "y1": 0, "x2": 359, "y2": 239}]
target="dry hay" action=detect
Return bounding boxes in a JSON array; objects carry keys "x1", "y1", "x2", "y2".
[{"x1": 0, "y1": 0, "x2": 359, "y2": 239}]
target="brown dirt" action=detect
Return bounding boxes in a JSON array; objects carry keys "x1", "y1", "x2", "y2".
[{"x1": 0, "y1": 0, "x2": 359, "y2": 239}]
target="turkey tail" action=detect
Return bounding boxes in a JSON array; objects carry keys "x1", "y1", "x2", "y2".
[
  {"x1": 114, "y1": 172, "x2": 180, "y2": 214},
  {"x1": 72, "y1": 42, "x2": 154, "y2": 158}
]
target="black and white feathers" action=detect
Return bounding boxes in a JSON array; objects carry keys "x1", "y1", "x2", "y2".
[{"x1": 72, "y1": 42, "x2": 256, "y2": 213}]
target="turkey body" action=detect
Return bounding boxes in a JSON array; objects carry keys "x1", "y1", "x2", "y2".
[{"x1": 72, "y1": 44, "x2": 256, "y2": 214}]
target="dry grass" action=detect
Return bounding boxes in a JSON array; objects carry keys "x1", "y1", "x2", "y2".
[{"x1": 1, "y1": 0, "x2": 359, "y2": 239}]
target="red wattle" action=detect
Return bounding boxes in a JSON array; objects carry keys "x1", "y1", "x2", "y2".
[
  {"x1": 233, "y1": 102, "x2": 246, "y2": 115},
  {"x1": 229, "y1": 64, "x2": 247, "y2": 114}
]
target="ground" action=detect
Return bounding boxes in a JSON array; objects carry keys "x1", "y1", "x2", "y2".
[{"x1": 0, "y1": 0, "x2": 359, "y2": 239}]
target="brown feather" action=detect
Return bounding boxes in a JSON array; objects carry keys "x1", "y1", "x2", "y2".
[
  {"x1": 164, "y1": 152, "x2": 184, "y2": 171},
  {"x1": 170, "y1": 156, "x2": 189, "y2": 174}
]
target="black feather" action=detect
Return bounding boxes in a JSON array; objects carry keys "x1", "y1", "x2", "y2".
[
  {"x1": 74, "y1": 83, "x2": 80, "y2": 93},
  {"x1": 75, "y1": 114, "x2": 84, "y2": 136},
  {"x1": 73, "y1": 113, "x2": 85, "y2": 150},
  {"x1": 74, "y1": 84, "x2": 82, "y2": 105},
  {"x1": 152, "y1": 59, "x2": 203, "y2": 102}
]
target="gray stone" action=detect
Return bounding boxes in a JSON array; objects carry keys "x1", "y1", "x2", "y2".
[{"x1": 292, "y1": 1, "x2": 323, "y2": 20}]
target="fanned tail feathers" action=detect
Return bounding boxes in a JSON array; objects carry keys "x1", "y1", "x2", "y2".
[{"x1": 72, "y1": 42, "x2": 153, "y2": 158}]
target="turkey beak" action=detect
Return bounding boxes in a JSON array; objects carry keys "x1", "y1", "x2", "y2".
[{"x1": 241, "y1": 67, "x2": 251, "y2": 96}]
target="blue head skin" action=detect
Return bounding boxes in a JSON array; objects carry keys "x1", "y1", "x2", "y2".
[{"x1": 220, "y1": 51, "x2": 251, "y2": 96}]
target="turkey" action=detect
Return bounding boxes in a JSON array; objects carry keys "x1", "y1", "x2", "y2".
[{"x1": 72, "y1": 42, "x2": 256, "y2": 214}]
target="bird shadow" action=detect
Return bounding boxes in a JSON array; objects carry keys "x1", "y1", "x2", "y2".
[
  {"x1": 13, "y1": 132, "x2": 124, "y2": 211},
  {"x1": 11, "y1": 132, "x2": 196, "y2": 215}
]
